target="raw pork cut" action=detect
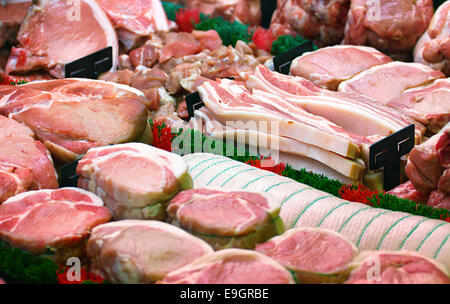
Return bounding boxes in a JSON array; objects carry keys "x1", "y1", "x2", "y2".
[
  {"x1": 343, "y1": 0, "x2": 434, "y2": 59},
  {"x1": 167, "y1": 187, "x2": 284, "y2": 250},
  {"x1": 183, "y1": 0, "x2": 261, "y2": 26},
  {"x1": 427, "y1": 190, "x2": 450, "y2": 210},
  {"x1": 269, "y1": 0, "x2": 350, "y2": 46},
  {"x1": 77, "y1": 143, "x2": 192, "y2": 220},
  {"x1": 387, "y1": 79, "x2": 450, "y2": 134},
  {"x1": 346, "y1": 251, "x2": 450, "y2": 284},
  {"x1": 0, "y1": 0, "x2": 31, "y2": 47},
  {"x1": 159, "y1": 249, "x2": 295, "y2": 284},
  {"x1": 5, "y1": 0, "x2": 118, "y2": 78},
  {"x1": 405, "y1": 123, "x2": 450, "y2": 195},
  {"x1": 338, "y1": 62, "x2": 445, "y2": 105},
  {"x1": 290, "y1": 45, "x2": 392, "y2": 90},
  {"x1": 0, "y1": 188, "x2": 111, "y2": 261},
  {"x1": 0, "y1": 115, "x2": 57, "y2": 203},
  {"x1": 198, "y1": 78, "x2": 363, "y2": 159},
  {"x1": 191, "y1": 107, "x2": 366, "y2": 180},
  {"x1": 0, "y1": 79, "x2": 148, "y2": 163},
  {"x1": 245, "y1": 65, "x2": 425, "y2": 142},
  {"x1": 387, "y1": 181, "x2": 428, "y2": 204},
  {"x1": 95, "y1": 0, "x2": 169, "y2": 50},
  {"x1": 255, "y1": 227, "x2": 357, "y2": 283},
  {"x1": 414, "y1": 1, "x2": 450, "y2": 76},
  {"x1": 87, "y1": 220, "x2": 213, "y2": 284}
]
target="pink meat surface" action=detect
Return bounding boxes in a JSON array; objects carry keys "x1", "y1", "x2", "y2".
[
  {"x1": 77, "y1": 143, "x2": 190, "y2": 220},
  {"x1": 95, "y1": 0, "x2": 169, "y2": 50},
  {"x1": 192, "y1": 30, "x2": 223, "y2": 51},
  {"x1": 338, "y1": 62, "x2": 445, "y2": 105},
  {"x1": 5, "y1": 0, "x2": 118, "y2": 78},
  {"x1": 387, "y1": 181, "x2": 429, "y2": 204},
  {"x1": 87, "y1": 220, "x2": 213, "y2": 283},
  {"x1": 0, "y1": 188, "x2": 111, "y2": 253},
  {"x1": 344, "y1": 0, "x2": 433, "y2": 58},
  {"x1": 427, "y1": 190, "x2": 450, "y2": 210},
  {"x1": 255, "y1": 228, "x2": 356, "y2": 275},
  {"x1": 0, "y1": 115, "x2": 58, "y2": 203},
  {"x1": 414, "y1": 1, "x2": 450, "y2": 76},
  {"x1": 387, "y1": 79, "x2": 450, "y2": 134},
  {"x1": 0, "y1": 0, "x2": 31, "y2": 47},
  {"x1": 159, "y1": 32, "x2": 203, "y2": 63},
  {"x1": 290, "y1": 45, "x2": 392, "y2": 90},
  {"x1": 405, "y1": 124, "x2": 450, "y2": 195},
  {"x1": 346, "y1": 251, "x2": 450, "y2": 284},
  {"x1": 0, "y1": 79, "x2": 148, "y2": 163},
  {"x1": 160, "y1": 249, "x2": 295, "y2": 284},
  {"x1": 167, "y1": 188, "x2": 276, "y2": 236}
]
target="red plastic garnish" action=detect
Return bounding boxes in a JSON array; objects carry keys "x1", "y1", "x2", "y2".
[
  {"x1": 0, "y1": 73, "x2": 16, "y2": 85},
  {"x1": 151, "y1": 120, "x2": 178, "y2": 152},
  {"x1": 339, "y1": 184, "x2": 381, "y2": 207},
  {"x1": 246, "y1": 156, "x2": 286, "y2": 175},
  {"x1": 252, "y1": 27, "x2": 275, "y2": 53},
  {"x1": 57, "y1": 266, "x2": 104, "y2": 284},
  {"x1": 176, "y1": 8, "x2": 201, "y2": 33},
  {"x1": 440, "y1": 214, "x2": 450, "y2": 223}
]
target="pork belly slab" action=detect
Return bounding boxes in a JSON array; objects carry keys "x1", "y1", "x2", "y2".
[
  {"x1": 244, "y1": 65, "x2": 425, "y2": 142},
  {"x1": 290, "y1": 45, "x2": 392, "y2": 90},
  {"x1": 191, "y1": 107, "x2": 365, "y2": 180},
  {"x1": 87, "y1": 220, "x2": 213, "y2": 284},
  {"x1": 5, "y1": 0, "x2": 118, "y2": 78},
  {"x1": 0, "y1": 188, "x2": 111, "y2": 261},
  {"x1": 0, "y1": 115, "x2": 58, "y2": 203},
  {"x1": 159, "y1": 249, "x2": 295, "y2": 284},
  {"x1": 77, "y1": 143, "x2": 193, "y2": 220},
  {"x1": 0, "y1": 79, "x2": 148, "y2": 163},
  {"x1": 198, "y1": 78, "x2": 362, "y2": 159},
  {"x1": 167, "y1": 187, "x2": 284, "y2": 250}
]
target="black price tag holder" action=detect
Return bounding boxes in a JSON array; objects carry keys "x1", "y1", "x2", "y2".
[
  {"x1": 261, "y1": 0, "x2": 277, "y2": 29},
  {"x1": 59, "y1": 159, "x2": 80, "y2": 187},
  {"x1": 369, "y1": 124, "x2": 415, "y2": 191},
  {"x1": 273, "y1": 41, "x2": 315, "y2": 74},
  {"x1": 65, "y1": 46, "x2": 113, "y2": 79},
  {"x1": 186, "y1": 91, "x2": 205, "y2": 119}
]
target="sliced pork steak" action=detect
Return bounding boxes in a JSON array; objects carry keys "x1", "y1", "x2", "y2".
[
  {"x1": 290, "y1": 45, "x2": 392, "y2": 90},
  {"x1": 255, "y1": 227, "x2": 357, "y2": 283},
  {"x1": 159, "y1": 249, "x2": 295, "y2": 284},
  {"x1": 95, "y1": 0, "x2": 169, "y2": 50},
  {"x1": 167, "y1": 187, "x2": 284, "y2": 250},
  {"x1": 0, "y1": 0, "x2": 31, "y2": 47},
  {"x1": 77, "y1": 143, "x2": 192, "y2": 220},
  {"x1": 0, "y1": 188, "x2": 111, "y2": 261},
  {"x1": 5, "y1": 0, "x2": 118, "y2": 78},
  {"x1": 387, "y1": 79, "x2": 450, "y2": 134},
  {"x1": 87, "y1": 220, "x2": 213, "y2": 284},
  {"x1": 0, "y1": 115, "x2": 58, "y2": 203},
  {"x1": 0, "y1": 79, "x2": 148, "y2": 163},
  {"x1": 346, "y1": 251, "x2": 450, "y2": 284}
]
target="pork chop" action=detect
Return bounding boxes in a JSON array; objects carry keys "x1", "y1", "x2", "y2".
[
  {"x1": 87, "y1": 220, "x2": 213, "y2": 283},
  {"x1": 167, "y1": 187, "x2": 284, "y2": 250},
  {"x1": 338, "y1": 62, "x2": 445, "y2": 105},
  {"x1": 0, "y1": 115, "x2": 58, "y2": 203},
  {"x1": 0, "y1": 188, "x2": 111, "y2": 261},
  {"x1": 159, "y1": 249, "x2": 295, "y2": 284},
  {"x1": 77, "y1": 143, "x2": 193, "y2": 220},
  {"x1": 5, "y1": 0, "x2": 118, "y2": 78},
  {"x1": 0, "y1": 79, "x2": 148, "y2": 163},
  {"x1": 0, "y1": 0, "x2": 31, "y2": 47},
  {"x1": 256, "y1": 227, "x2": 357, "y2": 283},
  {"x1": 346, "y1": 251, "x2": 449, "y2": 284}
]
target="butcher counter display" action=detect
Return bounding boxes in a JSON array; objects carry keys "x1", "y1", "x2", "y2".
[{"x1": 0, "y1": 0, "x2": 449, "y2": 285}]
